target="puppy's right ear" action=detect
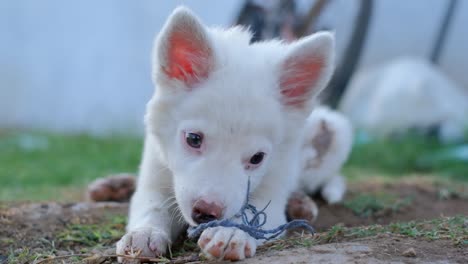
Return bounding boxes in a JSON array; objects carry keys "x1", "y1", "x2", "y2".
[{"x1": 153, "y1": 7, "x2": 214, "y2": 90}]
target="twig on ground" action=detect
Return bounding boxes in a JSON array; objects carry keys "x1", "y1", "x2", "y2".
[{"x1": 35, "y1": 253, "x2": 170, "y2": 264}]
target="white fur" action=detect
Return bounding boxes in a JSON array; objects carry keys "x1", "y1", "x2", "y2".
[
  {"x1": 300, "y1": 107, "x2": 353, "y2": 204},
  {"x1": 117, "y1": 6, "x2": 335, "y2": 261}
]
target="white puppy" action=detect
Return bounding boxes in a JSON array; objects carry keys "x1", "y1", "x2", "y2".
[
  {"x1": 301, "y1": 107, "x2": 353, "y2": 204},
  {"x1": 117, "y1": 6, "x2": 335, "y2": 262}
]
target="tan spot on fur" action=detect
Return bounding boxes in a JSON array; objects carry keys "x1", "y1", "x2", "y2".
[{"x1": 307, "y1": 120, "x2": 333, "y2": 169}]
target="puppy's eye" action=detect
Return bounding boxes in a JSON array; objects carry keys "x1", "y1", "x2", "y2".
[
  {"x1": 186, "y1": 132, "x2": 203, "y2": 149},
  {"x1": 249, "y1": 152, "x2": 265, "y2": 165}
]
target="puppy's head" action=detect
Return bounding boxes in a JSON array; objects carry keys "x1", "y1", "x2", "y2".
[{"x1": 147, "y1": 7, "x2": 334, "y2": 226}]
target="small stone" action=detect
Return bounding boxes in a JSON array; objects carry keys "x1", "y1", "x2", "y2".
[{"x1": 402, "y1": 247, "x2": 416, "y2": 257}]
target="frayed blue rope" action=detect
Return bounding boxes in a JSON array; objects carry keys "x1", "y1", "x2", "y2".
[{"x1": 187, "y1": 178, "x2": 315, "y2": 240}]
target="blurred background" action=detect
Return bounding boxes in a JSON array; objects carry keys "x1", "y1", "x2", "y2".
[{"x1": 1, "y1": 0, "x2": 467, "y2": 200}]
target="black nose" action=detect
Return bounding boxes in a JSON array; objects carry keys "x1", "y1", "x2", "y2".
[{"x1": 191, "y1": 199, "x2": 223, "y2": 224}]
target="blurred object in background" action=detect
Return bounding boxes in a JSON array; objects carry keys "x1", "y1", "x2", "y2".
[
  {"x1": 340, "y1": 57, "x2": 468, "y2": 143},
  {"x1": 235, "y1": 0, "x2": 330, "y2": 43},
  {"x1": 323, "y1": 0, "x2": 372, "y2": 108},
  {"x1": 430, "y1": 0, "x2": 459, "y2": 64},
  {"x1": 1, "y1": 0, "x2": 468, "y2": 137},
  {"x1": 235, "y1": 1, "x2": 266, "y2": 42},
  {"x1": 237, "y1": 0, "x2": 467, "y2": 143}
]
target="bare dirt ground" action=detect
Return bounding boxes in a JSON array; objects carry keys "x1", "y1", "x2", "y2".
[
  {"x1": 1, "y1": 179, "x2": 467, "y2": 263},
  {"x1": 314, "y1": 179, "x2": 467, "y2": 229}
]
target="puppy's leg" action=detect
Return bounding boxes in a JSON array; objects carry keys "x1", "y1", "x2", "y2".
[
  {"x1": 116, "y1": 189, "x2": 183, "y2": 263},
  {"x1": 321, "y1": 174, "x2": 346, "y2": 204},
  {"x1": 300, "y1": 107, "x2": 352, "y2": 203},
  {"x1": 116, "y1": 146, "x2": 184, "y2": 262}
]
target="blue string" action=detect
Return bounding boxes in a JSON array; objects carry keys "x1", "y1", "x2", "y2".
[{"x1": 187, "y1": 178, "x2": 315, "y2": 240}]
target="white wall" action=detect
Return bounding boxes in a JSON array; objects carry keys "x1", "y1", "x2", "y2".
[
  {"x1": 0, "y1": 0, "x2": 466, "y2": 134},
  {"x1": 0, "y1": 0, "x2": 241, "y2": 134}
]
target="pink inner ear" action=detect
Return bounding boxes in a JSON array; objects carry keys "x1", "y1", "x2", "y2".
[
  {"x1": 164, "y1": 33, "x2": 211, "y2": 85},
  {"x1": 280, "y1": 57, "x2": 324, "y2": 107}
]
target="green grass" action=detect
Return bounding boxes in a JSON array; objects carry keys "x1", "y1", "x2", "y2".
[
  {"x1": 5, "y1": 215, "x2": 128, "y2": 264},
  {"x1": 343, "y1": 193, "x2": 413, "y2": 217},
  {"x1": 57, "y1": 215, "x2": 127, "y2": 248},
  {"x1": 0, "y1": 131, "x2": 467, "y2": 200},
  {"x1": 261, "y1": 215, "x2": 468, "y2": 252},
  {"x1": 344, "y1": 133, "x2": 468, "y2": 182},
  {"x1": 347, "y1": 215, "x2": 468, "y2": 245},
  {"x1": 0, "y1": 131, "x2": 142, "y2": 200}
]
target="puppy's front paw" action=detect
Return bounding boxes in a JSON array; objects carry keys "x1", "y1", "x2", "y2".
[
  {"x1": 116, "y1": 227, "x2": 170, "y2": 263},
  {"x1": 198, "y1": 227, "x2": 257, "y2": 261}
]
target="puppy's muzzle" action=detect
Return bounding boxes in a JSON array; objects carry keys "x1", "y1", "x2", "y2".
[{"x1": 191, "y1": 199, "x2": 224, "y2": 224}]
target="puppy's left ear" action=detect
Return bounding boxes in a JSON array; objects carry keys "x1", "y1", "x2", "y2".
[{"x1": 279, "y1": 32, "x2": 335, "y2": 110}]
